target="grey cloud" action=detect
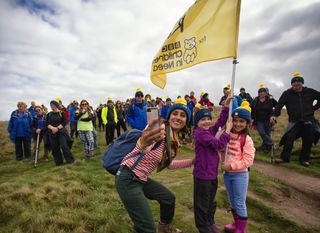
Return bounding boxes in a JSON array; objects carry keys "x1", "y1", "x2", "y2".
[{"x1": 1, "y1": 0, "x2": 320, "y2": 120}]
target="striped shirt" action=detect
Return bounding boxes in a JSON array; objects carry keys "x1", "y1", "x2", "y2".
[{"x1": 121, "y1": 140, "x2": 192, "y2": 182}]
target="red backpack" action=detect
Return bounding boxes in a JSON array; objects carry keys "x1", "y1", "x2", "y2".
[{"x1": 239, "y1": 134, "x2": 247, "y2": 152}]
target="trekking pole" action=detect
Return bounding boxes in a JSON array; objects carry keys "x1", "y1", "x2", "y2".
[
  {"x1": 34, "y1": 133, "x2": 40, "y2": 168},
  {"x1": 270, "y1": 120, "x2": 276, "y2": 164}
]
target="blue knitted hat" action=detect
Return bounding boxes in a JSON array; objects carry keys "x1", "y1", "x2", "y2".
[
  {"x1": 291, "y1": 72, "x2": 304, "y2": 84},
  {"x1": 194, "y1": 109, "x2": 212, "y2": 126},
  {"x1": 50, "y1": 100, "x2": 60, "y2": 108},
  {"x1": 166, "y1": 98, "x2": 191, "y2": 125},
  {"x1": 232, "y1": 101, "x2": 251, "y2": 122},
  {"x1": 258, "y1": 84, "x2": 267, "y2": 94}
]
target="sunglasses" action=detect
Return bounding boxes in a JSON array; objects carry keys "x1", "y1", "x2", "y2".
[
  {"x1": 136, "y1": 94, "x2": 143, "y2": 97},
  {"x1": 81, "y1": 103, "x2": 88, "y2": 106},
  {"x1": 36, "y1": 109, "x2": 42, "y2": 112}
]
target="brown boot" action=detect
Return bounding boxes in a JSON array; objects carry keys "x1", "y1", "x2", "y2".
[{"x1": 157, "y1": 222, "x2": 183, "y2": 233}]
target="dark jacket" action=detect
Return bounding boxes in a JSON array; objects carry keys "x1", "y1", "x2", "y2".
[
  {"x1": 239, "y1": 92, "x2": 253, "y2": 103},
  {"x1": 273, "y1": 87, "x2": 320, "y2": 122},
  {"x1": 46, "y1": 111, "x2": 67, "y2": 128},
  {"x1": 219, "y1": 96, "x2": 227, "y2": 106},
  {"x1": 251, "y1": 96, "x2": 278, "y2": 123},
  {"x1": 32, "y1": 114, "x2": 47, "y2": 134}
]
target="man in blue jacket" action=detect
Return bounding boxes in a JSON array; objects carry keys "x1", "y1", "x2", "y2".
[
  {"x1": 160, "y1": 97, "x2": 172, "y2": 120},
  {"x1": 69, "y1": 100, "x2": 79, "y2": 138},
  {"x1": 126, "y1": 89, "x2": 147, "y2": 130},
  {"x1": 28, "y1": 101, "x2": 36, "y2": 118}
]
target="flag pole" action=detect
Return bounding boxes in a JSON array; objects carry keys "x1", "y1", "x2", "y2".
[
  {"x1": 228, "y1": 58, "x2": 238, "y2": 118},
  {"x1": 223, "y1": 58, "x2": 238, "y2": 163}
]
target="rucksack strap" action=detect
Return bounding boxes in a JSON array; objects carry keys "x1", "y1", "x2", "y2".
[{"x1": 239, "y1": 134, "x2": 246, "y2": 153}]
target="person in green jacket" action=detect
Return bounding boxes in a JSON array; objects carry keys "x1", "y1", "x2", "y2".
[
  {"x1": 74, "y1": 100, "x2": 95, "y2": 158},
  {"x1": 102, "y1": 99, "x2": 118, "y2": 145}
]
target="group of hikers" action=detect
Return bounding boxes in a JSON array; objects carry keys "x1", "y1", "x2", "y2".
[{"x1": 7, "y1": 72, "x2": 320, "y2": 233}]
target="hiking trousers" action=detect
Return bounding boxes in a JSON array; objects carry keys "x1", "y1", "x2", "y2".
[
  {"x1": 78, "y1": 130, "x2": 94, "y2": 156},
  {"x1": 116, "y1": 119, "x2": 127, "y2": 137},
  {"x1": 49, "y1": 132, "x2": 74, "y2": 165},
  {"x1": 256, "y1": 121, "x2": 273, "y2": 147},
  {"x1": 194, "y1": 177, "x2": 218, "y2": 233},
  {"x1": 32, "y1": 131, "x2": 49, "y2": 158},
  {"x1": 70, "y1": 121, "x2": 78, "y2": 138},
  {"x1": 105, "y1": 123, "x2": 115, "y2": 145},
  {"x1": 15, "y1": 136, "x2": 31, "y2": 160},
  {"x1": 115, "y1": 166, "x2": 175, "y2": 233},
  {"x1": 281, "y1": 121, "x2": 313, "y2": 162}
]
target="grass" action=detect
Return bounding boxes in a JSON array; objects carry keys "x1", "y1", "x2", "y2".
[
  {"x1": 246, "y1": 108, "x2": 320, "y2": 177},
  {"x1": 0, "y1": 115, "x2": 319, "y2": 232}
]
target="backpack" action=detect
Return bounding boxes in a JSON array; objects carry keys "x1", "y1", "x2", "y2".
[{"x1": 102, "y1": 129, "x2": 143, "y2": 175}]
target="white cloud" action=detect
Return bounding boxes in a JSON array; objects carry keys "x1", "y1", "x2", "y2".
[{"x1": 0, "y1": 0, "x2": 320, "y2": 120}]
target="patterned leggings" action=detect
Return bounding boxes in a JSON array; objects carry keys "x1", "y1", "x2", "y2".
[{"x1": 78, "y1": 131, "x2": 94, "y2": 156}]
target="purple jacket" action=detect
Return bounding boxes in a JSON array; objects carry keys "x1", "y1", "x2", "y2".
[{"x1": 193, "y1": 106, "x2": 230, "y2": 180}]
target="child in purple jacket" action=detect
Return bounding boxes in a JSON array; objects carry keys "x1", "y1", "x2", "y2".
[{"x1": 193, "y1": 97, "x2": 233, "y2": 233}]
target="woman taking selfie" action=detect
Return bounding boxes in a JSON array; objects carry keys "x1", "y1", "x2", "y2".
[{"x1": 115, "y1": 98, "x2": 193, "y2": 233}]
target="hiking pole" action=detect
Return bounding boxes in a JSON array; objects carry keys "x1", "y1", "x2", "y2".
[
  {"x1": 34, "y1": 133, "x2": 40, "y2": 168},
  {"x1": 270, "y1": 120, "x2": 276, "y2": 164}
]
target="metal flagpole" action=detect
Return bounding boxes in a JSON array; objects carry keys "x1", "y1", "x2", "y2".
[{"x1": 222, "y1": 58, "x2": 238, "y2": 163}]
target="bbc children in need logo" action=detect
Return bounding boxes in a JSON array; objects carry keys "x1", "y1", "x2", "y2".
[{"x1": 152, "y1": 37, "x2": 199, "y2": 72}]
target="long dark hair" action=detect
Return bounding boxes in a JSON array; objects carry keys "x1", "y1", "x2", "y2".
[
  {"x1": 116, "y1": 101, "x2": 123, "y2": 111},
  {"x1": 231, "y1": 119, "x2": 250, "y2": 136}
]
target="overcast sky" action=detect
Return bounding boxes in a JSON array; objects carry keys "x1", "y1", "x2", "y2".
[{"x1": 1, "y1": 0, "x2": 320, "y2": 120}]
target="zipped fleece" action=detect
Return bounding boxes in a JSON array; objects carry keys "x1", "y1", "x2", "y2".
[{"x1": 273, "y1": 87, "x2": 320, "y2": 122}]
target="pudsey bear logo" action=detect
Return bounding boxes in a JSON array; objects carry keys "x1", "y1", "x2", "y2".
[{"x1": 183, "y1": 37, "x2": 197, "y2": 64}]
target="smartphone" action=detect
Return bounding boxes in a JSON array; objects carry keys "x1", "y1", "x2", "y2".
[{"x1": 147, "y1": 107, "x2": 161, "y2": 127}]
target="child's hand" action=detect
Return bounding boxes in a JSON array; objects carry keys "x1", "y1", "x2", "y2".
[
  {"x1": 224, "y1": 94, "x2": 234, "y2": 107},
  {"x1": 225, "y1": 117, "x2": 233, "y2": 134},
  {"x1": 221, "y1": 162, "x2": 232, "y2": 171}
]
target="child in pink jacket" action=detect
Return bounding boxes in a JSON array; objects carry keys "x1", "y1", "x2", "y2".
[{"x1": 221, "y1": 101, "x2": 255, "y2": 233}]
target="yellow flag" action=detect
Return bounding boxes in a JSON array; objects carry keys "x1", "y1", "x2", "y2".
[{"x1": 150, "y1": 0, "x2": 241, "y2": 89}]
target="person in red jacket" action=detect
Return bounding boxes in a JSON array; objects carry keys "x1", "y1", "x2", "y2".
[{"x1": 198, "y1": 93, "x2": 214, "y2": 112}]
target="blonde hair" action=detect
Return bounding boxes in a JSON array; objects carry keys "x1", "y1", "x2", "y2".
[{"x1": 17, "y1": 101, "x2": 27, "y2": 108}]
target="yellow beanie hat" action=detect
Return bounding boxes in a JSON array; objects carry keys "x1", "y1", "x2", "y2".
[{"x1": 175, "y1": 98, "x2": 187, "y2": 105}]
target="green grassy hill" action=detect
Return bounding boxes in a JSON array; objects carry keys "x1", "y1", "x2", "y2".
[{"x1": 0, "y1": 108, "x2": 319, "y2": 233}]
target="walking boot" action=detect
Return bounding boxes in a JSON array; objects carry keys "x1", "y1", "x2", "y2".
[
  {"x1": 300, "y1": 161, "x2": 310, "y2": 167},
  {"x1": 275, "y1": 158, "x2": 288, "y2": 164},
  {"x1": 234, "y1": 216, "x2": 247, "y2": 233},
  {"x1": 157, "y1": 222, "x2": 183, "y2": 233},
  {"x1": 224, "y1": 208, "x2": 236, "y2": 233}
]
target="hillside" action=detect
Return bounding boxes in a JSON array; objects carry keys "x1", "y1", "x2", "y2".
[{"x1": 0, "y1": 108, "x2": 319, "y2": 233}]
